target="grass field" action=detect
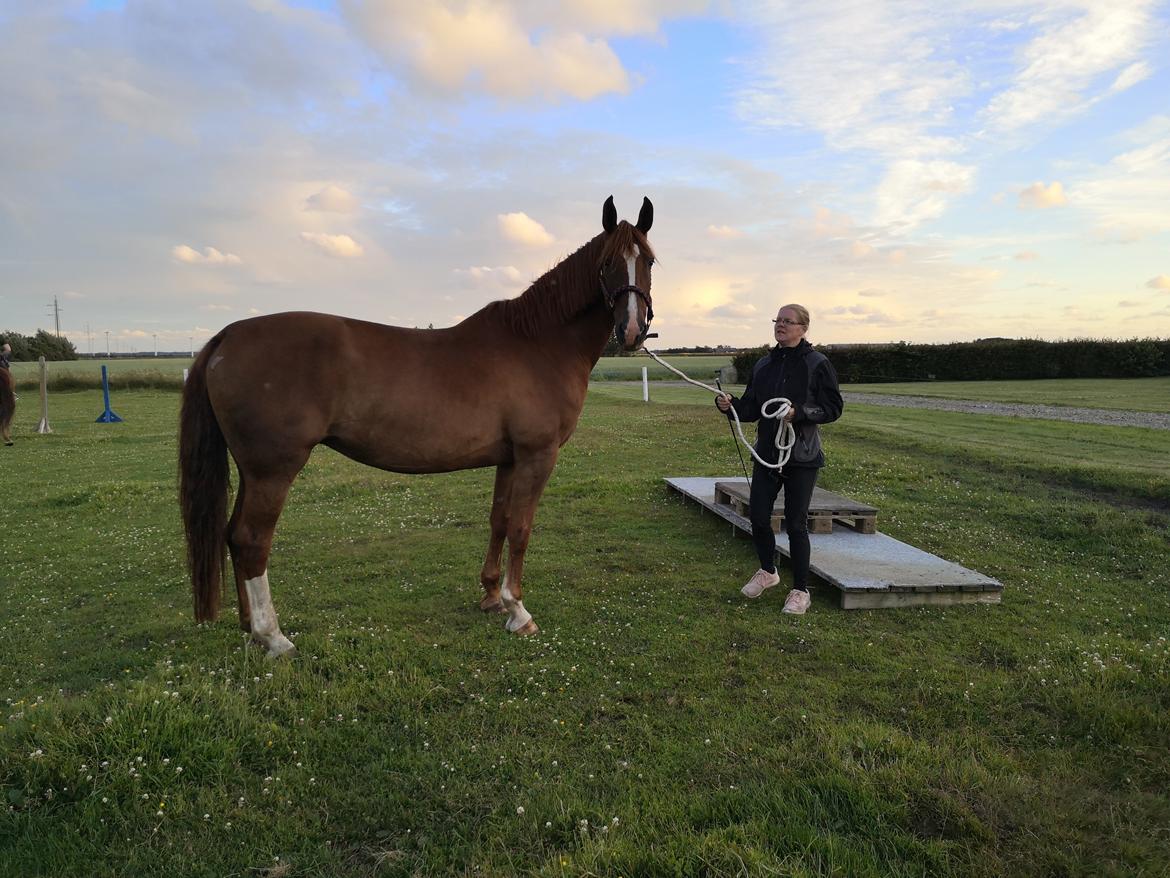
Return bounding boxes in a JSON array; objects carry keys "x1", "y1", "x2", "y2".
[{"x1": 1, "y1": 385, "x2": 1168, "y2": 876}]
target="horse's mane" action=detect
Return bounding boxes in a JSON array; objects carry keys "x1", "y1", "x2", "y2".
[{"x1": 488, "y1": 221, "x2": 655, "y2": 338}]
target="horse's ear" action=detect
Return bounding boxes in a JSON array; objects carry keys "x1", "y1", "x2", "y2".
[
  {"x1": 602, "y1": 195, "x2": 617, "y2": 233},
  {"x1": 635, "y1": 197, "x2": 653, "y2": 234}
]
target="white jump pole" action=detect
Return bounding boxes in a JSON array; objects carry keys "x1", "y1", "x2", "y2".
[
  {"x1": 642, "y1": 366, "x2": 649, "y2": 402},
  {"x1": 182, "y1": 368, "x2": 189, "y2": 383},
  {"x1": 35, "y1": 356, "x2": 51, "y2": 434}
]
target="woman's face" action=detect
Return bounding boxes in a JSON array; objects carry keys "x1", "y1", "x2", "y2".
[{"x1": 773, "y1": 307, "x2": 807, "y2": 348}]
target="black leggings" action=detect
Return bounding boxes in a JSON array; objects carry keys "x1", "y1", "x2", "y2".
[{"x1": 748, "y1": 462, "x2": 819, "y2": 589}]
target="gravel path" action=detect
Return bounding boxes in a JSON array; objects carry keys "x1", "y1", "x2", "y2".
[
  {"x1": 843, "y1": 392, "x2": 1170, "y2": 430},
  {"x1": 604, "y1": 380, "x2": 1170, "y2": 430}
]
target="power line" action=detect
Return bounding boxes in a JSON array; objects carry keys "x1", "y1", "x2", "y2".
[{"x1": 46, "y1": 296, "x2": 63, "y2": 336}]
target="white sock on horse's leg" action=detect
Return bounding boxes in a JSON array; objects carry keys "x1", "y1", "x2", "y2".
[
  {"x1": 245, "y1": 571, "x2": 297, "y2": 657},
  {"x1": 500, "y1": 575, "x2": 533, "y2": 633}
]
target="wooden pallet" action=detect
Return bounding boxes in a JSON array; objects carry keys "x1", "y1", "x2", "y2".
[
  {"x1": 714, "y1": 480, "x2": 878, "y2": 535},
  {"x1": 668, "y1": 477, "x2": 1003, "y2": 609}
]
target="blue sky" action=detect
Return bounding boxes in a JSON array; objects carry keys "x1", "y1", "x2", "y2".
[{"x1": 2, "y1": 0, "x2": 1168, "y2": 353}]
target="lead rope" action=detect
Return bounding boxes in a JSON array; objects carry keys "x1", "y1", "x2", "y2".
[{"x1": 639, "y1": 347, "x2": 795, "y2": 471}]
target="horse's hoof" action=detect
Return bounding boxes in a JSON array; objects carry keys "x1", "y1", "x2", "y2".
[
  {"x1": 267, "y1": 643, "x2": 298, "y2": 660},
  {"x1": 511, "y1": 619, "x2": 540, "y2": 636},
  {"x1": 251, "y1": 633, "x2": 297, "y2": 659},
  {"x1": 480, "y1": 597, "x2": 506, "y2": 614}
]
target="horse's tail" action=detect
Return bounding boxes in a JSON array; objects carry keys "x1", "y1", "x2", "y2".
[
  {"x1": 179, "y1": 335, "x2": 229, "y2": 623},
  {"x1": 0, "y1": 369, "x2": 14, "y2": 434}
]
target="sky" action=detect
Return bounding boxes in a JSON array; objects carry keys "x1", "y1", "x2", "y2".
[{"x1": 2, "y1": 0, "x2": 1169, "y2": 353}]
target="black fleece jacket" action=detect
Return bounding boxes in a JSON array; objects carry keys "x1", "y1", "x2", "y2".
[{"x1": 725, "y1": 339, "x2": 844, "y2": 467}]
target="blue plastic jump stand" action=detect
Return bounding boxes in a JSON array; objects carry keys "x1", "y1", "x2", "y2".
[{"x1": 95, "y1": 365, "x2": 123, "y2": 423}]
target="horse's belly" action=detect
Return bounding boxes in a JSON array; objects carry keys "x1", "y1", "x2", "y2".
[{"x1": 323, "y1": 432, "x2": 510, "y2": 474}]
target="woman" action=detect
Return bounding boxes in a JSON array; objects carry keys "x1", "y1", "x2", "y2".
[{"x1": 716, "y1": 304, "x2": 843, "y2": 614}]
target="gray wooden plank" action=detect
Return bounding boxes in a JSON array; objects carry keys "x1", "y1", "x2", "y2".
[{"x1": 667, "y1": 477, "x2": 1003, "y2": 607}]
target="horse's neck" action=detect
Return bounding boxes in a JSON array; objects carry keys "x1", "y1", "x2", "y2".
[{"x1": 569, "y1": 301, "x2": 616, "y2": 368}]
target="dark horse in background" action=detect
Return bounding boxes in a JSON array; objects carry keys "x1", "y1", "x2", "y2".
[
  {"x1": 180, "y1": 196, "x2": 655, "y2": 656},
  {"x1": 0, "y1": 369, "x2": 14, "y2": 446}
]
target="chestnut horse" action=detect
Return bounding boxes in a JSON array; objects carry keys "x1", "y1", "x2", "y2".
[{"x1": 179, "y1": 196, "x2": 655, "y2": 656}]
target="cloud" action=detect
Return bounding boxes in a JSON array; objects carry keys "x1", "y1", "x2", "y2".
[
  {"x1": 498, "y1": 212, "x2": 555, "y2": 247},
  {"x1": 873, "y1": 160, "x2": 976, "y2": 229},
  {"x1": 1072, "y1": 122, "x2": 1170, "y2": 240},
  {"x1": 857, "y1": 288, "x2": 886, "y2": 298},
  {"x1": 1014, "y1": 251, "x2": 1040, "y2": 261},
  {"x1": 734, "y1": 2, "x2": 969, "y2": 158},
  {"x1": 1109, "y1": 60, "x2": 1153, "y2": 94},
  {"x1": 1117, "y1": 299, "x2": 1143, "y2": 307},
  {"x1": 1018, "y1": 181, "x2": 1067, "y2": 209},
  {"x1": 305, "y1": 185, "x2": 359, "y2": 213},
  {"x1": 342, "y1": 2, "x2": 675, "y2": 101},
  {"x1": 299, "y1": 232, "x2": 364, "y2": 258},
  {"x1": 172, "y1": 245, "x2": 243, "y2": 265},
  {"x1": 708, "y1": 302, "x2": 757, "y2": 319},
  {"x1": 706, "y1": 224, "x2": 745, "y2": 239},
  {"x1": 1147, "y1": 275, "x2": 1170, "y2": 291},
  {"x1": 984, "y1": 3, "x2": 1157, "y2": 133}
]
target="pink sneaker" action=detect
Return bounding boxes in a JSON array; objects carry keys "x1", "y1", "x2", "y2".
[
  {"x1": 741, "y1": 568, "x2": 780, "y2": 598},
  {"x1": 781, "y1": 589, "x2": 811, "y2": 615}
]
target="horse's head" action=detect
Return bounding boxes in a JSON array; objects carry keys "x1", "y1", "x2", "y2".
[{"x1": 599, "y1": 195, "x2": 654, "y2": 351}]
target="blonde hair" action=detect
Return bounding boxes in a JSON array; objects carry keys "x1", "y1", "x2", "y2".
[{"x1": 780, "y1": 304, "x2": 810, "y2": 328}]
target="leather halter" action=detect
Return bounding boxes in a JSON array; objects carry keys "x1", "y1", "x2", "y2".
[{"x1": 599, "y1": 264, "x2": 654, "y2": 323}]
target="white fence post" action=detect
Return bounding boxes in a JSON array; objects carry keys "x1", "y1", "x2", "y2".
[
  {"x1": 35, "y1": 356, "x2": 52, "y2": 434},
  {"x1": 642, "y1": 366, "x2": 649, "y2": 402}
]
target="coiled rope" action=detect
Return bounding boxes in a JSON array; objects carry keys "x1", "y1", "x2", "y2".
[{"x1": 639, "y1": 347, "x2": 795, "y2": 469}]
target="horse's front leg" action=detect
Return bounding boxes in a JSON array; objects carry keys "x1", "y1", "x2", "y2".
[
  {"x1": 500, "y1": 449, "x2": 558, "y2": 636},
  {"x1": 479, "y1": 463, "x2": 512, "y2": 614}
]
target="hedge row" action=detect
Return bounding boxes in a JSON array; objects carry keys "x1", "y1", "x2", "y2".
[{"x1": 732, "y1": 338, "x2": 1170, "y2": 384}]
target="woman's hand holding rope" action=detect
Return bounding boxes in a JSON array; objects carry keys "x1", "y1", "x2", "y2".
[{"x1": 641, "y1": 347, "x2": 795, "y2": 469}]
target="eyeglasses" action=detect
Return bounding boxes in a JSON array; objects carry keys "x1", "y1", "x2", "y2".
[{"x1": 772, "y1": 318, "x2": 805, "y2": 327}]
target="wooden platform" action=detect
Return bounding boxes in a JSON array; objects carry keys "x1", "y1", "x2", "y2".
[
  {"x1": 667, "y1": 477, "x2": 1003, "y2": 609},
  {"x1": 714, "y1": 481, "x2": 878, "y2": 534}
]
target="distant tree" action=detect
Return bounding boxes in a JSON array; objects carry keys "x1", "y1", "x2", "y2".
[
  {"x1": 1, "y1": 329, "x2": 79, "y2": 361},
  {"x1": 0, "y1": 330, "x2": 32, "y2": 361}
]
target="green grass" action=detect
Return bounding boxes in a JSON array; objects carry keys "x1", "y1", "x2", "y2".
[
  {"x1": 843, "y1": 376, "x2": 1170, "y2": 413},
  {"x1": 1, "y1": 387, "x2": 1168, "y2": 876}
]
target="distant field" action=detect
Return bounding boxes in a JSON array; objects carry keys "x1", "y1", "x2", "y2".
[
  {"x1": 7, "y1": 358, "x2": 193, "y2": 391},
  {"x1": 844, "y1": 376, "x2": 1170, "y2": 413},
  {"x1": 7, "y1": 356, "x2": 730, "y2": 390},
  {"x1": 592, "y1": 354, "x2": 731, "y2": 381}
]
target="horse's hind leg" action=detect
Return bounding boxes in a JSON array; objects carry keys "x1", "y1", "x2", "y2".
[
  {"x1": 499, "y1": 450, "x2": 558, "y2": 636},
  {"x1": 479, "y1": 463, "x2": 512, "y2": 614},
  {"x1": 227, "y1": 470, "x2": 300, "y2": 658}
]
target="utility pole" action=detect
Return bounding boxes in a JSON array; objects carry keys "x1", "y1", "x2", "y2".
[
  {"x1": 105, "y1": 331, "x2": 110, "y2": 357},
  {"x1": 46, "y1": 296, "x2": 63, "y2": 336},
  {"x1": 189, "y1": 336, "x2": 194, "y2": 357},
  {"x1": 153, "y1": 333, "x2": 158, "y2": 357},
  {"x1": 86, "y1": 323, "x2": 93, "y2": 356}
]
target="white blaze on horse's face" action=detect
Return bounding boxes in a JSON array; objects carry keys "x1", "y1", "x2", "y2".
[{"x1": 623, "y1": 244, "x2": 644, "y2": 349}]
